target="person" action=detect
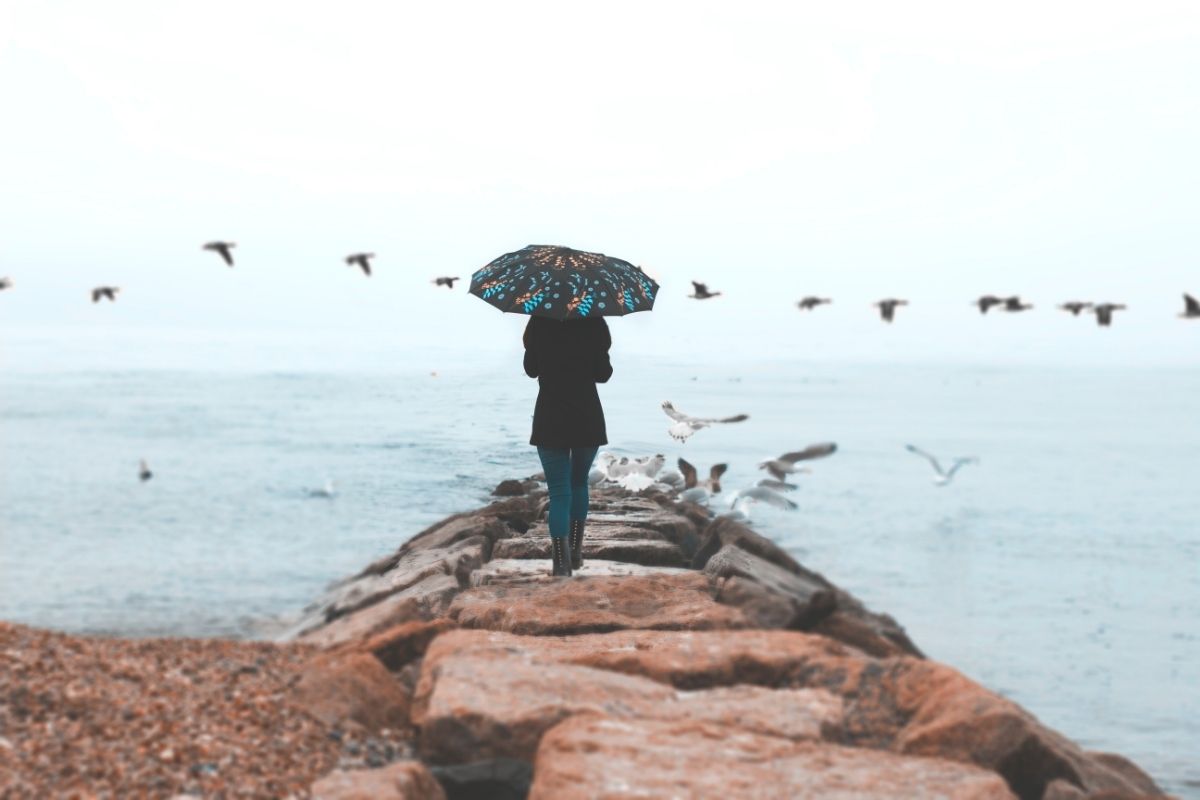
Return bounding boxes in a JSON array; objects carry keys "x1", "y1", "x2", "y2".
[{"x1": 523, "y1": 314, "x2": 613, "y2": 576}]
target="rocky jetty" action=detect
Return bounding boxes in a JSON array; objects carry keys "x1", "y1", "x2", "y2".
[{"x1": 0, "y1": 481, "x2": 1167, "y2": 798}]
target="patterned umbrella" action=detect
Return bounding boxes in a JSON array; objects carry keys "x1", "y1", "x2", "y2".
[{"x1": 469, "y1": 244, "x2": 658, "y2": 320}]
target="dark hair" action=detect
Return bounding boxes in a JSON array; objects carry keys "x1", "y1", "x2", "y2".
[{"x1": 523, "y1": 315, "x2": 610, "y2": 349}]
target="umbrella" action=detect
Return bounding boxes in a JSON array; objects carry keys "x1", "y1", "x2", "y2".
[{"x1": 469, "y1": 244, "x2": 658, "y2": 320}]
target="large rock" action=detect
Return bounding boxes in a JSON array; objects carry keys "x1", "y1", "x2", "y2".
[
  {"x1": 291, "y1": 651, "x2": 412, "y2": 733},
  {"x1": 429, "y1": 759, "x2": 533, "y2": 800},
  {"x1": 469, "y1": 558, "x2": 690, "y2": 587},
  {"x1": 297, "y1": 574, "x2": 461, "y2": 649},
  {"x1": 492, "y1": 529, "x2": 686, "y2": 567},
  {"x1": 529, "y1": 715, "x2": 1017, "y2": 800},
  {"x1": 446, "y1": 573, "x2": 750, "y2": 635},
  {"x1": 413, "y1": 643, "x2": 842, "y2": 763},
  {"x1": 706, "y1": 544, "x2": 837, "y2": 629},
  {"x1": 357, "y1": 619, "x2": 458, "y2": 671},
  {"x1": 691, "y1": 516, "x2": 811, "y2": 575},
  {"x1": 311, "y1": 760, "x2": 446, "y2": 800}
]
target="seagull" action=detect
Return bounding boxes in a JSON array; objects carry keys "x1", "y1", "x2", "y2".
[
  {"x1": 905, "y1": 444, "x2": 978, "y2": 487},
  {"x1": 91, "y1": 286, "x2": 120, "y2": 303},
  {"x1": 0, "y1": 277, "x2": 12, "y2": 291},
  {"x1": 656, "y1": 469, "x2": 686, "y2": 490},
  {"x1": 1180, "y1": 293, "x2": 1200, "y2": 319},
  {"x1": 797, "y1": 297, "x2": 831, "y2": 311},
  {"x1": 874, "y1": 299, "x2": 908, "y2": 323},
  {"x1": 720, "y1": 486, "x2": 799, "y2": 522},
  {"x1": 203, "y1": 241, "x2": 236, "y2": 267},
  {"x1": 678, "y1": 487, "x2": 711, "y2": 505},
  {"x1": 597, "y1": 452, "x2": 665, "y2": 480},
  {"x1": 616, "y1": 473, "x2": 657, "y2": 492},
  {"x1": 661, "y1": 401, "x2": 748, "y2": 442},
  {"x1": 432, "y1": 276, "x2": 461, "y2": 289},
  {"x1": 138, "y1": 459, "x2": 153, "y2": 482},
  {"x1": 307, "y1": 479, "x2": 337, "y2": 498},
  {"x1": 1058, "y1": 301, "x2": 1092, "y2": 316},
  {"x1": 758, "y1": 443, "x2": 837, "y2": 481},
  {"x1": 1003, "y1": 296, "x2": 1033, "y2": 312},
  {"x1": 757, "y1": 478, "x2": 800, "y2": 492},
  {"x1": 1092, "y1": 303, "x2": 1127, "y2": 327},
  {"x1": 975, "y1": 295, "x2": 1005, "y2": 314},
  {"x1": 345, "y1": 253, "x2": 374, "y2": 276},
  {"x1": 678, "y1": 458, "x2": 727, "y2": 494},
  {"x1": 688, "y1": 281, "x2": 722, "y2": 300}
]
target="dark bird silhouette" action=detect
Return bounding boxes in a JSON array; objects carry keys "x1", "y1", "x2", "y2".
[
  {"x1": 345, "y1": 253, "x2": 374, "y2": 276},
  {"x1": 432, "y1": 276, "x2": 461, "y2": 289},
  {"x1": 1003, "y1": 296, "x2": 1033, "y2": 312},
  {"x1": 91, "y1": 286, "x2": 120, "y2": 303},
  {"x1": 1092, "y1": 303, "x2": 1126, "y2": 327},
  {"x1": 975, "y1": 295, "x2": 1005, "y2": 314},
  {"x1": 0, "y1": 277, "x2": 12, "y2": 291},
  {"x1": 678, "y1": 458, "x2": 728, "y2": 494},
  {"x1": 1180, "y1": 293, "x2": 1200, "y2": 319},
  {"x1": 689, "y1": 281, "x2": 722, "y2": 300},
  {"x1": 874, "y1": 298, "x2": 908, "y2": 323},
  {"x1": 138, "y1": 459, "x2": 153, "y2": 482},
  {"x1": 797, "y1": 296, "x2": 831, "y2": 311},
  {"x1": 203, "y1": 241, "x2": 236, "y2": 267},
  {"x1": 1058, "y1": 301, "x2": 1092, "y2": 316}
]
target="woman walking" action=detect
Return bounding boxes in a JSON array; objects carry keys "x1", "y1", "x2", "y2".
[{"x1": 523, "y1": 315, "x2": 613, "y2": 576}]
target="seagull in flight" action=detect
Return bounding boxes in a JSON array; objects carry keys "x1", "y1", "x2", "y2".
[
  {"x1": 797, "y1": 296, "x2": 831, "y2": 311},
  {"x1": 720, "y1": 486, "x2": 799, "y2": 522},
  {"x1": 92, "y1": 286, "x2": 121, "y2": 303},
  {"x1": 1058, "y1": 301, "x2": 1092, "y2": 316},
  {"x1": 345, "y1": 253, "x2": 374, "y2": 276},
  {"x1": 975, "y1": 295, "x2": 1005, "y2": 314},
  {"x1": 874, "y1": 299, "x2": 908, "y2": 323},
  {"x1": 0, "y1": 277, "x2": 12, "y2": 291},
  {"x1": 1179, "y1": 293, "x2": 1199, "y2": 319},
  {"x1": 905, "y1": 444, "x2": 978, "y2": 487},
  {"x1": 203, "y1": 241, "x2": 236, "y2": 267},
  {"x1": 433, "y1": 276, "x2": 461, "y2": 289},
  {"x1": 688, "y1": 281, "x2": 722, "y2": 300},
  {"x1": 757, "y1": 478, "x2": 799, "y2": 492},
  {"x1": 661, "y1": 401, "x2": 748, "y2": 442},
  {"x1": 138, "y1": 459, "x2": 153, "y2": 482},
  {"x1": 1092, "y1": 303, "x2": 1127, "y2": 327},
  {"x1": 1003, "y1": 296, "x2": 1033, "y2": 312},
  {"x1": 758, "y1": 443, "x2": 837, "y2": 481},
  {"x1": 678, "y1": 458, "x2": 727, "y2": 494}
]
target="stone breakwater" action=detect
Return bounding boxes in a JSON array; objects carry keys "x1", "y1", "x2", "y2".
[{"x1": 0, "y1": 481, "x2": 1168, "y2": 799}]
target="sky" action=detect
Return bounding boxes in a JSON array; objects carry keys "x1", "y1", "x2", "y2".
[{"x1": 0, "y1": 0, "x2": 1198, "y2": 369}]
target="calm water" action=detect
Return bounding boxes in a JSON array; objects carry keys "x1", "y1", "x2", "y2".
[{"x1": 1, "y1": 361, "x2": 1197, "y2": 795}]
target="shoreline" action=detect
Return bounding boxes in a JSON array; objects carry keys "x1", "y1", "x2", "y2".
[{"x1": 1, "y1": 479, "x2": 1169, "y2": 799}]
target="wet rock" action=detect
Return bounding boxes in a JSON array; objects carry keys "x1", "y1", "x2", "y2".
[
  {"x1": 429, "y1": 758, "x2": 533, "y2": 800},
  {"x1": 529, "y1": 715, "x2": 1017, "y2": 799},
  {"x1": 357, "y1": 619, "x2": 458, "y2": 672},
  {"x1": 446, "y1": 573, "x2": 750, "y2": 635},
  {"x1": 691, "y1": 516, "x2": 811, "y2": 574},
  {"x1": 291, "y1": 651, "x2": 412, "y2": 734},
  {"x1": 311, "y1": 760, "x2": 446, "y2": 800},
  {"x1": 469, "y1": 558, "x2": 690, "y2": 586},
  {"x1": 706, "y1": 544, "x2": 837, "y2": 629}
]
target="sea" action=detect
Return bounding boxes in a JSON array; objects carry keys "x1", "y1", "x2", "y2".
[{"x1": 1, "y1": 360, "x2": 1197, "y2": 796}]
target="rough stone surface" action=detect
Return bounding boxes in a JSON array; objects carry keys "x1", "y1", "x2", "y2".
[
  {"x1": 469, "y1": 558, "x2": 690, "y2": 586},
  {"x1": 446, "y1": 573, "x2": 750, "y2": 635},
  {"x1": 493, "y1": 533, "x2": 686, "y2": 567},
  {"x1": 297, "y1": 574, "x2": 461, "y2": 649},
  {"x1": 311, "y1": 760, "x2": 447, "y2": 800},
  {"x1": 529, "y1": 715, "x2": 1018, "y2": 800},
  {"x1": 292, "y1": 651, "x2": 412, "y2": 733},
  {"x1": 356, "y1": 619, "x2": 458, "y2": 671},
  {"x1": 706, "y1": 544, "x2": 838, "y2": 629},
  {"x1": 429, "y1": 759, "x2": 533, "y2": 800}
]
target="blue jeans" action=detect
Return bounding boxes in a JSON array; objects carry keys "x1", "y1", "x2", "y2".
[{"x1": 536, "y1": 446, "x2": 599, "y2": 539}]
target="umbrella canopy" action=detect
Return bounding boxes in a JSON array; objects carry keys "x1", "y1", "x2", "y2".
[{"x1": 469, "y1": 244, "x2": 658, "y2": 320}]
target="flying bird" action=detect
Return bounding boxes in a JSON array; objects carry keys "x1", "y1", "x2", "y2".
[
  {"x1": 1003, "y1": 296, "x2": 1033, "y2": 312},
  {"x1": 678, "y1": 458, "x2": 727, "y2": 494},
  {"x1": 905, "y1": 444, "x2": 978, "y2": 487},
  {"x1": 720, "y1": 486, "x2": 799, "y2": 522},
  {"x1": 797, "y1": 297, "x2": 831, "y2": 311},
  {"x1": 0, "y1": 277, "x2": 12, "y2": 291},
  {"x1": 756, "y1": 478, "x2": 799, "y2": 492},
  {"x1": 1058, "y1": 301, "x2": 1092, "y2": 316},
  {"x1": 91, "y1": 286, "x2": 120, "y2": 303},
  {"x1": 1092, "y1": 303, "x2": 1127, "y2": 327},
  {"x1": 661, "y1": 401, "x2": 748, "y2": 442},
  {"x1": 688, "y1": 281, "x2": 722, "y2": 300},
  {"x1": 1180, "y1": 293, "x2": 1200, "y2": 319},
  {"x1": 345, "y1": 253, "x2": 374, "y2": 276},
  {"x1": 758, "y1": 443, "x2": 837, "y2": 481},
  {"x1": 874, "y1": 299, "x2": 908, "y2": 323},
  {"x1": 433, "y1": 276, "x2": 461, "y2": 289},
  {"x1": 138, "y1": 459, "x2": 153, "y2": 482},
  {"x1": 975, "y1": 295, "x2": 1005, "y2": 314},
  {"x1": 203, "y1": 241, "x2": 236, "y2": 267}
]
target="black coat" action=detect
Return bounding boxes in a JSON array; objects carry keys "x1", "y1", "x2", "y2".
[{"x1": 523, "y1": 316, "x2": 613, "y2": 448}]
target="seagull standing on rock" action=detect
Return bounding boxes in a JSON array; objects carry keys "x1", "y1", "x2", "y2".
[
  {"x1": 203, "y1": 241, "x2": 236, "y2": 267},
  {"x1": 661, "y1": 401, "x2": 748, "y2": 442},
  {"x1": 758, "y1": 443, "x2": 837, "y2": 480},
  {"x1": 345, "y1": 253, "x2": 374, "y2": 276},
  {"x1": 905, "y1": 444, "x2": 978, "y2": 487}
]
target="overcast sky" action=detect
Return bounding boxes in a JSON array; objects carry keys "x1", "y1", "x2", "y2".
[{"x1": 1, "y1": 0, "x2": 1197, "y2": 369}]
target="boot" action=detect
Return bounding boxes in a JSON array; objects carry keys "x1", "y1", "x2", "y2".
[
  {"x1": 551, "y1": 536, "x2": 573, "y2": 577},
  {"x1": 568, "y1": 519, "x2": 585, "y2": 570}
]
